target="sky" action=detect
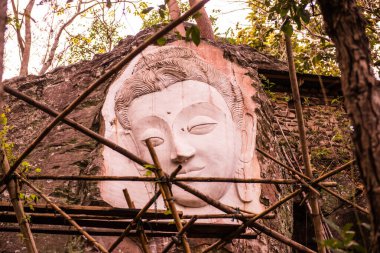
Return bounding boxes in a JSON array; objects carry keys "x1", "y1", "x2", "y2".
[{"x1": 4, "y1": 0, "x2": 251, "y2": 79}]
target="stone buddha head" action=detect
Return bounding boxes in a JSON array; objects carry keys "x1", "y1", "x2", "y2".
[{"x1": 101, "y1": 45, "x2": 260, "y2": 211}]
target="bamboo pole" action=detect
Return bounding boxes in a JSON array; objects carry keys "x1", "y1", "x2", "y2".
[
  {"x1": 3, "y1": 173, "x2": 327, "y2": 184},
  {"x1": 0, "y1": 0, "x2": 211, "y2": 188},
  {"x1": 123, "y1": 189, "x2": 151, "y2": 253},
  {"x1": 285, "y1": 33, "x2": 326, "y2": 253},
  {"x1": 145, "y1": 139, "x2": 191, "y2": 253},
  {"x1": 162, "y1": 216, "x2": 198, "y2": 253},
  {"x1": 0, "y1": 152, "x2": 38, "y2": 253},
  {"x1": 108, "y1": 191, "x2": 162, "y2": 252},
  {"x1": 182, "y1": 213, "x2": 275, "y2": 219},
  {"x1": 16, "y1": 173, "x2": 108, "y2": 253},
  {"x1": 0, "y1": 225, "x2": 258, "y2": 239}
]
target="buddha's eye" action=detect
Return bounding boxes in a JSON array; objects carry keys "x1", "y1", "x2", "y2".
[
  {"x1": 187, "y1": 116, "x2": 217, "y2": 135},
  {"x1": 141, "y1": 128, "x2": 165, "y2": 147}
]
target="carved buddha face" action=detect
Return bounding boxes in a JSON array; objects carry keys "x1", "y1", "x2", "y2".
[
  {"x1": 109, "y1": 46, "x2": 257, "y2": 208},
  {"x1": 127, "y1": 80, "x2": 239, "y2": 207}
]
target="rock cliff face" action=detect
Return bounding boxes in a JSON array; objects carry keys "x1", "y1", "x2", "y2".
[{"x1": 0, "y1": 27, "x2": 367, "y2": 252}]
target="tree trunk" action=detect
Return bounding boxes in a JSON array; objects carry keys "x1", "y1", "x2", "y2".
[
  {"x1": 317, "y1": 0, "x2": 380, "y2": 251},
  {"x1": 19, "y1": 0, "x2": 35, "y2": 77},
  {"x1": 0, "y1": 0, "x2": 7, "y2": 110},
  {"x1": 189, "y1": 0, "x2": 214, "y2": 41},
  {"x1": 0, "y1": 0, "x2": 7, "y2": 82},
  {"x1": 166, "y1": 0, "x2": 186, "y2": 37}
]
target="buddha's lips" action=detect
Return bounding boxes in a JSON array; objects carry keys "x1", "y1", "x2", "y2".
[{"x1": 177, "y1": 166, "x2": 205, "y2": 175}]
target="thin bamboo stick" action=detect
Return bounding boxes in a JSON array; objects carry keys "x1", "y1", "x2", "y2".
[
  {"x1": 256, "y1": 147, "x2": 320, "y2": 196},
  {"x1": 162, "y1": 216, "x2": 198, "y2": 253},
  {"x1": 108, "y1": 191, "x2": 162, "y2": 252},
  {"x1": 0, "y1": 0, "x2": 211, "y2": 188},
  {"x1": 320, "y1": 185, "x2": 369, "y2": 214},
  {"x1": 16, "y1": 173, "x2": 108, "y2": 253},
  {"x1": 145, "y1": 139, "x2": 191, "y2": 253},
  {"x1": 315, "y1": 160, "x2": 355, "y2": 182},
  {"x1": 285, "y1": 33, "x2": 326, "y2": 253},
  {"x1": 181, "y1": 213, "x2": 275, "y2": 219},
  {"x1": 123, "y1": 189, "x2": 151, "y2": 253},
  {"x1": 1, "y1": 152, "x2": 38, "y2": 253}
]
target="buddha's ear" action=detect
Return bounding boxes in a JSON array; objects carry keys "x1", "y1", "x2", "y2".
[{"x1": 240, "y1": 113, "x2": 257, "y2": 163}]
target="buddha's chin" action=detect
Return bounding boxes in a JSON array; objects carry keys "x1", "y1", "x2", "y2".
[{"x1": 172, "y1": 182, "x2": 227, "y2": 208}]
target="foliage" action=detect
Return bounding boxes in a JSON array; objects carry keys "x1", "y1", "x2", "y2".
[
  {"x1": 322, "y1": 220, "x2": 366, "y2": 253},
  {"x1": 1, "y1": 108, "x2": 41, "y2": 210},
  {"x1": 59, "y1": 7, "x2": 124, "y2": 64},
  {"x1": 236, "y1": 0, "x2": 379, "y2": 77}
]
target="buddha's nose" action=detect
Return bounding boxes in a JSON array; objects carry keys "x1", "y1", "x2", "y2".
[{"x1": 170, "y1": 137, "x2": 195, "y2": 163}]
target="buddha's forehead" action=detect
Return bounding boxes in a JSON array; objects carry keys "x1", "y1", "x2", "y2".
[{"x1": 128, "y1": 80, "x2": 231, "y2": 123}]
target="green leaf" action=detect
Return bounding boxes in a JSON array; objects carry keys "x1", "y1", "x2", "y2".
[
  {"x1": 35, "y1": 168, "x2": 42, "y2": 173},
  {"x1": 156, "y1": 37, "x2": 167, "y2": 46},
  {"x1": 141, "y1": 7, "x2": 154, "y2": 14},
  {"x1": 144, "y1": 170, "x2": 153, "y2": 177},
  {"x1": 281, "y1": 21, "x2": 293, "y2": 36},
  {"x1": 143, "y1": 164, "x2": 156, "y2": 170},
  {"x1": 186, "y1": 25, "x2": 201, "y2": 46},
  {"x1": 300, "y1": 9, "x2": 311, "y2": 23},
  {"x1": 158, "y1": 8, "x2": 165, "y2": 19},
  {"x1": 0, "y1": 113, "x2": 7, "y2": 125},
  {"x1": 192, "y1": 12, "x2": 202, "y2": 19}
]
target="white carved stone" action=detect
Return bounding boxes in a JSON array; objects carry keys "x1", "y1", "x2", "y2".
[{"x1": 101, "y1": 43, "x2": 264, "y2": 221}]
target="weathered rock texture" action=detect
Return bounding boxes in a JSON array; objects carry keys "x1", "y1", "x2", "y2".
[{"x1": 0, "y1": 27, "x2": 368, "y2": 252}]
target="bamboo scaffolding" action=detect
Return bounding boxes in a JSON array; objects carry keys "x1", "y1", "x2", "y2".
[
  {"x1": 162, "y1": 216, "x2": 198, "y2": 253},
  {"x1": 173, "y1": 181, "x2": 316, "y2": 253},
  {"x1": 145, "y1": 139, "x2": 191, "y2": 253},
  {"x1": 108, "y1": 191, "x2": 162, "y2": 252},
  {"x1": 202, "y1": 189, "x2": 302, "y2": 252},
  {"x1": 123, "y1": 189, "x2": 151, "y2": 253},
  {"x1": 16, "y1": 173, "x2": 108, "y2": 253},
  {"x1": 0, "y1": 0, "x2": 211, "y2": 188},
  {"x1": 285, "y1": 33, "x2": 326, "y2": 253},
  {"x1": 0, "y1": 152, "x2": 38, "y2": 253}
]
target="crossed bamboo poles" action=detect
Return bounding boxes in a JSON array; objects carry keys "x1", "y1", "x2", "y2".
[{"x1": 0, "y1": 0, "x2": 369, "y2": 252}]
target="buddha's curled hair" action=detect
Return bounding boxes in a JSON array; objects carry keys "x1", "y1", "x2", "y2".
[{"x1": 115, "y1": 46, "x2": 244, "y2": 129}]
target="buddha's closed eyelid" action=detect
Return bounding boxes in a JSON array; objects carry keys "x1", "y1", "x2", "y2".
[
  {"x1": 187, "y1": 116, "x2": 217, "y2": 135},
  {"x1": 140, "y1": 128, "x2": 165, "y2": 147}
]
